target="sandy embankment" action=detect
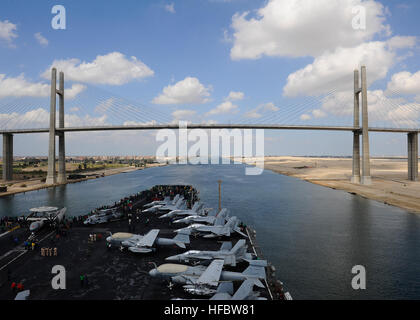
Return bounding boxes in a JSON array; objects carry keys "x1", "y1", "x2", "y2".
[
  {"x1": 0, "y1": 163, "x2": 166, "y2": 197},
  {"x1": 248, "y1": 156, "x2": 420, "y2": 214}
]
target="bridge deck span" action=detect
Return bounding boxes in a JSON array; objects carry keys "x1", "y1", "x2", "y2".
[{"x1": 1, "y1": 124, "x2": 419, "y2": 134}]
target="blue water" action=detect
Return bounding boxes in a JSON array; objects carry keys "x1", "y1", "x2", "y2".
[{"x1": 0, "y1": 164, "x2": 419, "y2": 299}]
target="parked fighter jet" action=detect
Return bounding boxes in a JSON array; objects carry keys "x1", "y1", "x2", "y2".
[
  {"x1": 149, "y1": 259, "x2": 267, "y2": 296},
  {"x1": 157, "y1": 197, "x2": 186, "y2": 212},
  {"x1": 144, "y1": 195, "x2": 176, "y2": 208},
  {"x1": 159, "y1": 202, "x2": 204, "y2": 219},
  {"x1": 175, "y1": 216, "x2": 248, "y2": 238},
  {"x1": 84, "y1": 208, "x2": 122, "y2": 225},
  {"x1": 172, "y1": 208, "x2": 229, "y2": 225},
  {"x1": 173, "y1": 280, "x2": 267, "y2": 300},
  {"x1": 210, "y1": 280, "x2": 267, "y2": 300},
  {"x1": 106, "y1": 229, "x2": 190, "y2": 253},
  {"x1": 165, "y1": 239, "x2": 252, "y2": 266},
  {"x1": 143, "y1": 197, "x2": 185, "y2": 213}
]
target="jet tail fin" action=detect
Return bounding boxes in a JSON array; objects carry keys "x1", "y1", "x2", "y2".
[
  {"x1": 229, "y1": 239, "x2": 246, "y2": 255},
  {"x1": 242, "y1": 260, "x2": 267, "y2": 280},
  {"x1": 173, "y1": 231, "x2": 190, "y2": 244}
]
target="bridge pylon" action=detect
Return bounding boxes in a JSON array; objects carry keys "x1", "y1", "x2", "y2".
[
  {"x1": 351, "y1": 66, "x2": 371, "y2": 185},
  {"x1": 46, "y1": 68, "x2": 66, "y2": 185},
  {"x1": 351, "y1": 69, "x2": 361, "y2": 184}
]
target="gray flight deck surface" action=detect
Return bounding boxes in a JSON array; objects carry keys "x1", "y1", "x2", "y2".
[{"x1": 0, "y1": 185, "x2": 283, "y2": 300}]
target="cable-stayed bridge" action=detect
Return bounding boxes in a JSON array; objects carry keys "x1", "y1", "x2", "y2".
[{"x1": 1, "y1": 66, "x2": 419, "y2": 184}]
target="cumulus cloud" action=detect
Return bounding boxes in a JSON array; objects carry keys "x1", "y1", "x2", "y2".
[
  {"x1": 244, "y1": 102, "x2": 279, "y2": 118},
  {"x1": 164, "y1": 3, "x2": 175, "y2": 14},
  {"x1": 386, "y1": 70, "x2": 420, "y2": 95},
  {"x1": 205, "y1": 101, "x2": 239, "y2": 116},
  {"x1": 153, "y1": 77, "x2": 212, "y2": 105},
  {"x1": 229, "y1": 0, "x2": 389, "y2": 60},
  {"x1": 0, "y1": 74, "x2": 49, "y2": 98},
  {"x1": 66, "y1": 84, "x2": 86, "y2": 99},
  {"x1": 172, "y1": 109, "x2": 197, "y2": 121},
  {"x1": 34, "y1": 32, "x2": 48, "y2": 46},
  {"x1": 283, "y1": 38, "x2": 416, "y2": 97},
  {"x1": 0, "y1": 20, "x2": 18, "y2": 45},
  {"x1": 301, "y1": 89, "x2": 420, "y2": 127},
  {"x1": 0, "y1": 108, "x2": 108, "y2": 130},
  {"x1": 225, "y1": 91, "x2": 244, "y2": 101},
  {"x1": 42, "y1": 52, "x2": 154, "y2": 85},
  {"x1": 0, "y1": 74, "x2": 85, "y2": 99}
]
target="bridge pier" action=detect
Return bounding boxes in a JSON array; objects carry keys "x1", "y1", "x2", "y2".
[
  {"x1": 46, "y1": 68, "x2": 57, "y2": 185},
  {"x1": 360, "y1": 66, "x2": 372, "y2": 185},
  {"x1": 351, "y1": 69, "x2": 361, "y2": 184},
  {"x1": 57, "y1": 71, "x2": 66, "y2": 184},
  {"x1": 2, "y1": 133, "x2": 13, "y2": 181},
  {"x1": 408, "y1": 132, "x2": 418, "y2": 181}
]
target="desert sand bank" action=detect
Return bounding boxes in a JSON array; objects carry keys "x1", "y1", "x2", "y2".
[
  {"x1": 0, "y1": 163, "x2": 166, "y2": 197},
  {"x1": 257, "y1": 156, "x2": 420, "y2": 214}
]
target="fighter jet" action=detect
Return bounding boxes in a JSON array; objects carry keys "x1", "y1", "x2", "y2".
[
  {"x1": 175, "y1": 216, "x2": 248, "y2": 238},
  {"x1": 172, "y1": 208, "x2": 229, "y2": 225},
  {"x1": 106, "y1": 229, "x2": 190, "y2": 253},
  {"x1": 143, "y1": 197, "x2": 185, "y2": 213},
  {"x1": 84, "y1": 208, "x2": 122, "y2": 225},
  {"x1": 165, "y1": 239, "x2": 252, "y2": 266},
  {"x1": 144, "y1": 195, "x2": 176, "y2": 208},
  {"x1": 149, "y1": 258, "x2": 267, "y2": 296},
  {"x1": 159, "y1": 202, "x2": 204, "y2": 219},
  {"x1": 173, "y1": 280, "x2": 267, "y2": 300},
  {"x1": 210, "y1": 280, "x2": 267, "y2": 300}
]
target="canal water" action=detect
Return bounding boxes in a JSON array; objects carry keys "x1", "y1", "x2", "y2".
[{"x1": 0, "y1": 164, "x2": 419, "y2": 299}]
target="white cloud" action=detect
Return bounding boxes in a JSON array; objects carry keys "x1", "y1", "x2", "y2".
[
  {"x1": 0, "y1": 74, "x2": 49, "y2": 98},
  {"x1": 300, "y1": 114, "x2": 311, "y2": 121},
  {"x1": 230, "y1": 0, "x2": 389, "y2": 60},
  {"x1": 283, "y1": 39, "x2": 415, "y2": 97},
  {"x1": 305, "y1": 89, "x2": 420, "y2": 127},
  {"x1": 172, "y1": 109, "x2": 197, "y2": 120},
  {"x1": 312, "y1": 109, "x2": 327, "y2": 118},
  {"x1": 387, "y1": 35, "x2": 417, "y2": 50},
  {"x1": 34, "y1": 32, "x2": 48, "y2": 46},
  {"x1": 0, "y1": 20, "x2": 17, "y2": 44},
  {"x1": 386, "y1": 70, "x2": 420, "y2": 95},
  {"x1": 244, "y1": 102, "x2": 279, "y2": 118},
  {"x1": 225, "y1": 91, "x2": 244, "y2": 101},
  {"x1": 0, "y1": 108, "x2": 108, "y2": 130},
  {"x1": 205, "y1": 101, "x2": 239, "y2": 116},
  {"x1": 66, "y1": 84, "x2": 86, "y2": 99},
  {"x1": 153, "y1": 77, "x2": 212, "y2": 105},
  {"x1": 164, "y1": 3, "x2": 176, "y2": 14},
  {"x1": 42, "y1": 52, "x2": 154, "y2": 85},
  {"x1": 0, "y1": 74, "x2": 85, "y2": 99}
]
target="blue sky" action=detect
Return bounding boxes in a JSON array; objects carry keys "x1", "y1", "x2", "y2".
[{"x1": 0, "y1": 0, "x2": 419, "y2": 156}]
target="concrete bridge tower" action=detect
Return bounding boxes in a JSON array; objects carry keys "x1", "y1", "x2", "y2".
[
  {"x1": 45, "y1": 68, "x2": 66, "y2": 185},
  {"x1": 351, "y1": 66, "x2": 372, "y2": 185}
]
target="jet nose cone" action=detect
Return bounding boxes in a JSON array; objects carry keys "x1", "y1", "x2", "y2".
[
  {"x1": 149, "y1": 269, "x2": 158, "y2": 277},
  {"x1": 165, "y1": 255, "x2": 178, "y2": 261}
]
